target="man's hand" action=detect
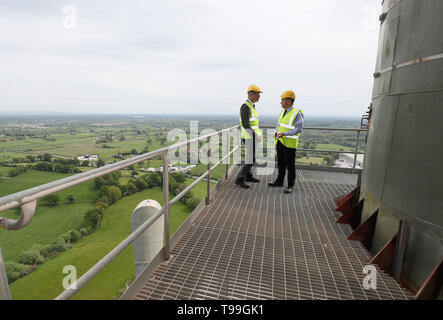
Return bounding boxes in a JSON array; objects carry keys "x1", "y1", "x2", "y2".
[
  {"x1": 256, "y1": 135, "x2": 262, "y2": 143},
  {"x1": 277, "y1": 132, "x2": 285, "y2": 138}
]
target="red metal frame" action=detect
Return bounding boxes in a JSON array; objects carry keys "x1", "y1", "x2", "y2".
[
  {"x1": 415, "y1": 258, "x2": 443, "y2": 300},
  {"x1": 347, "y1": 209, "x2": 378, "y2": 251},
  {"x1": 335, "y1": 186, "x2": 360, "y2": 214},
  {"x1": 336, "y1": 199, "x2": 364, "y2": 230},
  {"x1": 369, "y1": 233, "x2": 398, "y2": 275}
]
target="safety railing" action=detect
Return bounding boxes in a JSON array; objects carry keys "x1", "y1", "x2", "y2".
[
  {"x1": 0, "y1": 125, "x2": 366, "y2": 300},
  {"x1": 0, "y1": 125, "x2": 240, "y2": 300},
  {"x1": 260, "y1": 126, "x2": 367, "y2": 173}
]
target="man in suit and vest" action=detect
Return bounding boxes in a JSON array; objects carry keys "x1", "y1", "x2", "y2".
[
  {"x1": 235, "y1": 84, "x2": 263, "y2": 189},
  {"x1": 268, "y1": 90, "x2": 304, "y2": 193}
]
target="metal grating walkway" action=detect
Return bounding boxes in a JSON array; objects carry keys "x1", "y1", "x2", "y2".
[{"x1": 133, "y1": 167, "x2": 413, "y2": 300}]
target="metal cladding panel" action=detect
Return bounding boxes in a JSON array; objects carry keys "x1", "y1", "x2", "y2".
[
  {"x1": 390, "y1": 59, "x2": 443, "y2": 94},
  {"x1": 382, "y1": 92, "x2": 443, "y2": 229},
  {"x1": 394, "y1": 1, "x2": 443, "y2": 63},
  {"x1": 371, "y1": 208, "x2": 400, "y2": 255},
  {"x1": 380, "y1": 17, "x2": 399, "y2": 72},
  {"x1": 401, "y1": 226, "x2": 443, "y2": 290},
  {"x1": 361, "y1": 95, "x2": 399, "y2": 200},
  {"x1": 365, "y1": 0, "x2": 443, "y2": 228},
  {"x1": 363, "y1": 0, "x2": 443, "y2": 290}
]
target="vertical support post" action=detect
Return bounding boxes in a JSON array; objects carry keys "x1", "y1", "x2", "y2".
[
  {"x1": 162, "y1": 153, "x2": 170, "y2": 260},
  {"x1": 0, "y1": 247, "x2": 11, "y2": 300},
  {"x1": 206, "y1": 136, "x2": 211, "y2": 205},
  {"x1": 393, "y1": 220, "x2": 411, "y2": 283},
  {"x1": 353, "y1": 130, "x2": 361, "y2": 173},
  {"x1": 225, "y1": 131, "x2": 229, "y2": 180}
]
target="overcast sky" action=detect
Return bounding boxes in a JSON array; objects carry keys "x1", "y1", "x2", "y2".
[{"x1": 0, "y1": 0, "x2": 381, "y2": 117}]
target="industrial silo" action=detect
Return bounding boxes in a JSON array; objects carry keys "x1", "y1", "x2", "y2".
[{"x1": 361, "y1": 0, "x2": 443, "y2": 294}]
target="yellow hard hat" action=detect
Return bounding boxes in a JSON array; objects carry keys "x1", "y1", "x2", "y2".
[
  {"x1": 247, "y1": 84, "x2": 263, "y2": 94},
  {"x1": 281, "y1": 90, "x2": 296, "y2": 100}
]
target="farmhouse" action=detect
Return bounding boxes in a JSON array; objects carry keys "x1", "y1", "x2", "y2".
[{"x1": 76, "y1": 154, "x2": 99, "y2": 162}]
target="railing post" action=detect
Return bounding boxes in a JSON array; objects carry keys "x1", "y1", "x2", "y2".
[
  {"x1": 206, "y1": 137, "x2": 211, "y2": 205},
  {"x1": 225, "y1": 131, "x2": 229, "y2": 180},
  {"x1": 353, "y1": 130, "x2": 361, "y2": 173},
  {"x1": 162, "y1": 152, "x2": 170, "y2": 260},
  {"x1": 0, "y1": 247, "x2": 11, "y2": 300}
]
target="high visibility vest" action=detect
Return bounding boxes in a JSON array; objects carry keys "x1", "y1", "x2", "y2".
[
  {"x1": 275, "y1": 107, "x2": 303, "y2": 149},
  {"x1": 240, "y1": 100, "x2": 262, "y2": 139}
]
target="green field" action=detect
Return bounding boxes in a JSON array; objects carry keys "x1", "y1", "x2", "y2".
[
  {"x1": 296, "y1": 157, "x2": 324, "y2": 165},
  {"x1": 0, "y1": 170, "x2": 98, "y2": 262},
  {"x1": 0, "y1": 166, "x2": 11, "y2": 176},
  {"x1": 315, "y1": 143, "x2": 354, "y2": 151},
  {"x1": 0, "y1": 116, "x2": 366, "y2": 299},
  {"x1": 5, "y1": 176, "x2": 214, "y2": 300},
  {"x1": 8, "y1": 179, "x2": 214, "y2": 300}
]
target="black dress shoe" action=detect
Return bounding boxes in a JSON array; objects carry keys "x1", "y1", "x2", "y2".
[
  {"x1": 268, "y1": 181, "x2": 284, "y2": 187},
  {"x1": 283, "y1": 187, "x2": 293, "y2": 194},
  {"x1": 235, "y1": 179, "x2": 250, "y2": 189},
  {"x1": 245, "y1": 176, "x2": 260, "y2": 183}
]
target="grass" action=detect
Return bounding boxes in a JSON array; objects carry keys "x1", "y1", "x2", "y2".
[
  {"x1": 0, "y1": 170, "x2": 72, "y2": 197},
  {"x1": 314, "y1": 144, "x2": 354, "y2": 151},
  {"x1": 0, "y1": 170, "x2": 98, "y2": 262},
  {"x1": 0, "y1": 203, "x2": 93, "y2": 263},
  {"x1": 7, "y1": 178, "x2": 215, "y2": 300},
  {"x1": 0, "y1": 132, "x2": 167, "y2": 162},
  {"x1": 296, "y1": 157, "x2": 324, "y2": 165},
  {"x1": 0, "y1": 166, "x2": 11, "y2": 177}
]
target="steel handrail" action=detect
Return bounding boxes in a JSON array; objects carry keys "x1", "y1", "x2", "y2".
[
  {"x1": 259, "y1": 126, "x2": 366, "y2": 172},
  {"x1": 54, "y1": 147, "x2": 239, "y2": 299},
  {"x1": 0, "y1": 124, "x2": 365, "y2": 300},
  {"x1": 0, "y1": 125, "x2": 240, "y2": 229}
]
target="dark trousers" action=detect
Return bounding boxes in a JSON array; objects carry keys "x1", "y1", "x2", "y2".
[
  {"x1": 276, "y1": 140, "x2": 296, "y2": 187},
  {"x1": 236, "y1": 134, "x2": 256, "y2": 181}
]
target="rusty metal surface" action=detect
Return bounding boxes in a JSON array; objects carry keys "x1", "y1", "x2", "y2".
[{"x1": 133, "y1": 167, "x2": 412, "y2": 300}]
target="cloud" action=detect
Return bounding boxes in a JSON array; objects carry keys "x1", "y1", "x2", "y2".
[{"x1": 0, "y1": 0, "x2": 381, "y2": 117}]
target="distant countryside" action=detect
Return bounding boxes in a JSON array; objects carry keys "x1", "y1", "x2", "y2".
[{"x1": 0, "y1": 114, "x2": 365, "y2": 299}]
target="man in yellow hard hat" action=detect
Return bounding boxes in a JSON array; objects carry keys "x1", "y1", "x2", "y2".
[
  {"x1": 268, "y1": 90, "x2": 304, "y2": 193},
  {"x1": 235, "y1": 84, "x2": 263, "y2": 189}
]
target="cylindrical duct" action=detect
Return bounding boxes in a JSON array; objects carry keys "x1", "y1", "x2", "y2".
[{"x1": 361, "y1": 0, "x2": 443, "y2": 291}]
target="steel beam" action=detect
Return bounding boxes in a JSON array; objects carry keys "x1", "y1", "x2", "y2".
[{"x1": 347, "y1": 209, "x2": 378, "y2": 251}]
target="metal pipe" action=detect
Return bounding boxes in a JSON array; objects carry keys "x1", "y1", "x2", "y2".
[
  {"x1": 225, "y1": 132, "x2": 229, "y2": 181},
  {"x1": 56, "y1": 144, "x2": 240, "y2": 300},
  {"x1": 297, "y1": 148, "x2": 365, "y2": 155},
  {"x1": 0, "y1": 200, "x2": 36, "y2": 231},
  {"x1": 259, "y1": 126, "x2": 367, "y2": 132},
  {"x1": 162, "y1": 153, "x2": 170, "y2": 260},
  {"x1": 55, "y1": 206, "x2": 165, "y2": 300},
  {"x1": 206, "y1": 137, "x2": 211, "y2": 205},
  {"x1": 168, "y1": 146, "x2": 239, "y2": 208},
  {"x1": 0, "y1": 247, "x2": 11, "y2": 300},
  {"x1": 0, "y1": 125, "x2": 240, "y2": 229},
  {"x1": 353, "y1": 130, "x2": 361, "y2": 173}
]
